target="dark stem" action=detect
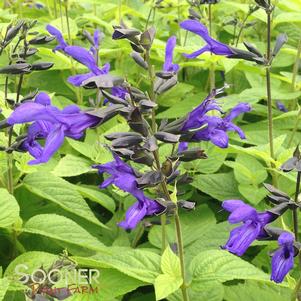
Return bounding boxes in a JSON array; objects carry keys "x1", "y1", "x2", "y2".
[
  {"x1": 294, "y1": 172, "x2": 301, "y2": 241},
  {"x1": 208, "y1": 4, "x2": 215, "y2": 91}
]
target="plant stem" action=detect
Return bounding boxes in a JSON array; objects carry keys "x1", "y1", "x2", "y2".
[
  {"x1": 265, "y1": 3, "x2": 275, "y2": 162},
  {"x1": 292, "y1": 276, "x2": 301, "y2": 301},
  {"x1": 208, "y1": 4, "x2": 215, "y2": 91},
  {"x1": 145, "y1": 47, "x2": 189, "y2": 301},
  {"x1": 59, "y1": 0, "x2": 64, "y2": 32},
  {"x1": 293, "y1": 172, "x2": 301, "y2": 241},
  {"x1": 235, "y1": 10, "x2": 252, "y2": 47},
  {"x1": 64, "y1": 0, "x2": 71, "y2": 44},
  {"x1": 53, "y1": 0, "x2": 58, "y2": 18},
  {"x1": 145, "y1": 5, "x2": 153, "y2": 30},
  {"x1": 177, "y1": 0, "x2": 181, "y2": 45},
  {"x1": 292, "y1": 37, "x2": 301, "y2": 94},
  {"x1": 175, "y1": 212, "x2": 189, "y2": 301}
]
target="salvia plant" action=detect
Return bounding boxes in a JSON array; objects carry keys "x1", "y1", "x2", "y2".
[{"x1": 0, "y1": 1, "x2": 301, "y2": 301}]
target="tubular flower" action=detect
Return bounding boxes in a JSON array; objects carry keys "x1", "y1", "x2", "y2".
[
  {"x1": 7, "y1": 92, "x2": 100, "y2": 165},
  {"x1": 163, "y1": 36, "x2": 179, "y2": 72},
  {"x1": 46, "y1": 26, "x2": 116, "y2": 86},
  {"x1": 181, "y1": 92, "x2": 251, "y2": 148},
  {"x1": 93, "y1": 154, "x2": 164, "y2": 230},
  {"x1": 180, "y1": 20, "x2": 234, "y2": 58},
  {"x1": 222, "y1": 200, "x2": 277, "y2": 256},
  {"x1": 271, "y1": 232, "x2": 295, "y2": 283}
]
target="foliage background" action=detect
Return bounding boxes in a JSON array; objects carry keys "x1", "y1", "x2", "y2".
[{"x1": 0, "y1": 0, "x2": 301, "y2": 300}]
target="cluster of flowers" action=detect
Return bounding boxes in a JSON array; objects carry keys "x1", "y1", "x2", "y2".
[
  {"x1": 5, "y1": 17, "x2": 295, "y2": 285},
  {"x1": 222, "y1": 150, "x2": 301, "y2": 284}
]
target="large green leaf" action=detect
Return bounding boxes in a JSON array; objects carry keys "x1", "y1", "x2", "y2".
[
  {"x1": 23, "y1": 172, "x2": 104, "y2": 227},
  {"x1": 73, "y1": 247, "x2": 161, "y2": 283},
  {"x1": 76, "y1": 185, "x2": 115, "y2": 213},
  {"x1": 52, "y1": 155, "x2": 92, "y2": 177},
  {"x1": 23, "y1": 214, "x2": 108, "y2": 253},
  {"x1": 190, "y1": 250, "x2": 269, "y2": 290},
  {"x1": 224, "y1": 280, "x2": 291, "y2": 301},
  {"x1": 191, "y1": 172, "x2": 243, "y2": 201},
  {"x1": 0, "y1": 188, "x2": 20, "y2": 228}
]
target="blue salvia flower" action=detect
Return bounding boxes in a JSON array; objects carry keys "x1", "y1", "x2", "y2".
[
  {"x1": 180, "y1": 19, "x2": 234, "y2": 58},
  {"x1": 46, "y1": 25, "x2": 126, "y2": 96},
  {"x1": 181, "y1": 92, "x2": 251, "y2": 148},
  {"x1": 222, "y1": 200, "x2": 278, "y2": 256},
  {"x1": 271, "y1": 232, "x2": 295, "y2": 283},
  {"x1": 7, "y1": 92, "x2": 100, "y2": 165},
  {"x1": 276, "y1": 101, "x2": 288, "y2": 113},
  {"x1": 163, "y1": 36, "x2": 179, "y2": 72},
  {"x1": 93, "y1": 154, "x2": 164, "y2": 230}
]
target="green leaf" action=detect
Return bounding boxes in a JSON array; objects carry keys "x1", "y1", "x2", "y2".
[
  {"x1": 148, "y1": 205, "x2": 216, "y2": 249},
  {"x1": 234, "y1": 154, "x2": 268, "y2": 185},
  {"x1": 0, "y1": 188, "x2": 20, "y2": 228},
  {"x1": 0, "y1": 278, "x2": 10, "y2": 301},
  {"x1": 67, "y1": 269, "x2": 144, "y2": 301},
  {"x1": 23, "y1": 172, "x2": 104, "y2": 227},
  {"x1": 76, "y1": 185, "x2": 116, "y2": 213},
  {"x1": 53, "y1": 155, "x2": 92, "y2": 177},
  {"x1": 182, "y1": 143, "x2": 227, "y2": 174},
  {"x1": 224, "y1": 280, "x2": 291, "y2": 301},
  {"x1": 154, "y1": 246, "x2": 182, "y2": 300},
  {"x1": 73, "y1": 247, "x2": 161, "y2": 283},
  {"x1": 191, "y1": 172, "x2": 242, "y2": 201},
  {"x1": 5, "y1": 251, "x2": 58, "y2": 276},
  {"x1": 238, "y1": 184, "x2": 267, "y2": 205},
  {"x1": 157, "y1": 91, "x2": 206, "y2": 118},
  {"x1": 190, "y1": 250, "x2": 269, "y2": 290},
  {"x1": 23, "y1": 214, "x2": 108, "y2": 253}
]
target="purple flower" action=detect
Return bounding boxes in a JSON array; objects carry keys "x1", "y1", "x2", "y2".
[
  {"x1": 47, "y1": 25, "x2": 127, "y2": 99},
  {"x1": 163, "y1": 36, "x2": 179, "y2": 72},
  {"x1": 271, "y1": 232, "x2": 295, "y2": 283},
  {"x1": 46, "y1": 24, "x2": 68, "y2": 52},
  {"x1": 93, "y1": 154, "x2": 164, "y2": 229},
  {"x1": 182, "y1": 92, "x2": 251, "y2": 148},
  {"x1": 276, "y1": 101, "x2": 288, "y2": 113},
  {"x1": 7, "y1": 92, "x2": 100, "y2": 165},
  {"x1": 180, "y1": 20, "x2": 234, "y2": 58},
  {"x1": 222, "y1": 200, "x2": 277, "y2": 256}
]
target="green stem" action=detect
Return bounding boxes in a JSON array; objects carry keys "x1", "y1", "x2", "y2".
[
  {"x1": 175, "y1": 212, "x2": 190, "y2": 301},
  {"x1": 59, "y1": 0, "x2": 64, "y2": 32},
  {"x1": 118, "y1": 0, "x2": 122, "y2": 24},
  {"x1": 235, "y1": 11, "x2": 252, "y2": 47},
  {"x1": 292, "y1": 274, "x2": 301, "y2": 301},
  {"x1": 53, "y1": 0, "x2": 58, "y2": 18},
  {"x1": 292, "y1": 37, "x2": 301, "y2": 93},
  {"x1": 265, "y1": 3, "x2": 275, "y2": 164},
  {"x1": 64, "y1": 0, "x2": 71, "y2": 44},
  {"x1": 177, "y1": 0, "x2": 181, "y2": 45},
  {"x1": 131, "y1": 224, "x2": 145, "y2": 248}
]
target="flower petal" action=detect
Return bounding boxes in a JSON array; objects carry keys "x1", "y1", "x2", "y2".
[
  {"x1": 64, "y1": 46, "x2": 99, "y2": 74},
  {"x1": 118, "y1": 202, "x2": 147, "y2": 230},
  {"x1": 28, "y1": 125, "x2": 65, "y2": 165}
]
